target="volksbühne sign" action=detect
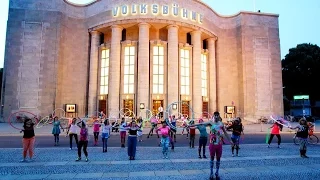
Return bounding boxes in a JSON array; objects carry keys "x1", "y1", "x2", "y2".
[{"x1": 112, "y1": 3, "x2": 203, "y2": 24}]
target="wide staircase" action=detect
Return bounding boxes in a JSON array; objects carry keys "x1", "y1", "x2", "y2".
[{"x1": 0, "y1": 144, "x2": 320, "y2": 180}]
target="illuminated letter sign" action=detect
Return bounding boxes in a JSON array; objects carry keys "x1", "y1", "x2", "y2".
[{"x1": 112, "y1": 3, "x2": 203, "y2": 24}]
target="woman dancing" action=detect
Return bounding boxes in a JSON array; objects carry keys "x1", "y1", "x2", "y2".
[
  {"x1": 93, "y1": 118, "x2": 101, "y2": 146},
  {"x1": 267, "y1": 119, "x2": 283, "y2": 148},
  {"x1": 290, "y1": 118, "x2": 309, "y2": 158},
  {"x1": 119, "y1": 118, "x2": 127, "y2": 148},
  {"x1": 189, "y1": 118, "x2": 208, "y2": 158},
  {"x1": 147, "y1": 116, "x2": 159, "y2": 138},
  {"x1": 52, "y1": 116, "x2": 64, "y2": 146},
  {"x1": 76, "y1": 120, "x2": 89, "y2": 162},
  {"x1": 101, "y1": 119, "x2": 111, "y2": 152},
  {"x1": 192, "y1": 112, "x2": 232, "y2": 180},
  {"x1": 66, "y1": 118, "x2": 79, "y2": 150},
  {"x1": 227, "y1": 118, "x2": 244, "y2": 156},
  {"x1": 156, "y1": 120, "x2": 173, "y2": 159},
  {"x1": 127, "y1": 120, "x2": 140, "y2": 160},
  {"x1": 20, "y1": 118, "x2": 36, "y2": 162}
]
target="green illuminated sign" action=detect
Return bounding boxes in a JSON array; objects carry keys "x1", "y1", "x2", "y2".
[{"x1": 293, "y1": 95, "x2": 309, "y2": 100}]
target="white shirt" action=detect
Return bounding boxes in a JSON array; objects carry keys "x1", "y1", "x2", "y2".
[
  {"x1": 69, "y1": 124, "x2": 78, "y2": 134},
  {"x1": 102, "y1": 125, "x2": 111, "y2": 134},
  {"x1": 120, "y1": 122, "x2": 127, "y2": 132}
]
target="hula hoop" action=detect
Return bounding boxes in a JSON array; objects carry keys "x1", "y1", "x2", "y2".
[
  {"x1": 8, "y1": 111, "x2": 39, "y2": 131},
  {"x1": 52, "y1": 108, "x2": 66, "y2": 118},
  {"x1": 35, "y1": 116, "x2": 50, "y2": 128},
  {"x1": 269, "y1": 115, "x2": 291, "y2": 128},
  {"x1": 265, "y1": 128, "x2": 271, "y2": 144}
]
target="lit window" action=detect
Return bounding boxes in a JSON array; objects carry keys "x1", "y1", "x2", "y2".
[
  {"x1": 124, "y1": 46, "x2": 135, "y2": 94},
  {"x1": 180, "y1": 49, "x2": 190, "y2": 95},
  {"x1": 153, "y1": 46, "x2": 164, "y2": 94},
  {"x1": 100, "y1": 49, "x2": 109, "y2": 95},
  {"x1": 201, "y1": 54, "x2": 208, "y2": 96}
]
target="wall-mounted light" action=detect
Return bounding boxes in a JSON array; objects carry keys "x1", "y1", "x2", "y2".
[
  {"x1": 172, "y1": 104, "x2": 177, "y2": 110},
  {"x1": 140, "y1": 103, "x2": 145, "y2": 109}
]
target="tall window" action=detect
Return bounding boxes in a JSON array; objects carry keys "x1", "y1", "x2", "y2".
[
  {"x1": 153, "y1": 46, "x2": 164, "y2": 94},
  {"x1": 100, "y1": 49, "x2": 109, "y2": 95},
  {"x1": 124, "y1": 46, "x2": 135, "y2": 94},
  {"x1": 180, "y1": 49, "x2": 190, "y2": 95},
  {"x1": 201, "y1": 53, "x2": 207, "y2": 96}
]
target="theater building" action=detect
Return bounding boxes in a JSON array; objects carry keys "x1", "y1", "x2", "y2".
[{"x1": 1, "y1": 0, "x2": 283, "y2": 122}]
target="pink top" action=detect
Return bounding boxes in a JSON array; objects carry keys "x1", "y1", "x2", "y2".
[
  {"x1": 157, "y1": 126, "x2": 170, "y2": 137},
  {"x1": 80, "y1": 128, "x2": 88, "y2": 141},
  {"x1": 151, "y1": 117, "x2": 158, "y2": 124},
  {"x1": 93, "y1": 122, "x2": 100, "y2": 132},
  {"x1": 271, "y1": 123, "x2": 280, "y2": 134}
]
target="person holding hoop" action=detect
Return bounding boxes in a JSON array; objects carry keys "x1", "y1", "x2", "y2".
[
  {"x1": 52, "y1": 116, "x2": 64, "y2": 146},
  {"x1": 66, "y1": 118, "x2": 79, "y2": 150},
  {"x1": 267, "y1": 119, "x2": 283, "y2": 148},
  {"x1": 290, "y1": 118, "x2": 309, "y2": 158},
  {"x1": 20, "y1": 118, "x2": 36, "y2": 162},
  {"x1": 226, "y1": 117, "x2": 244, "y2": 157}
]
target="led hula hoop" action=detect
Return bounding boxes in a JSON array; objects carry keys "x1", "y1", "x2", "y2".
[
  {"x1": 35, "y1": 116, "x2": 50, "y2": 128},
  {"x1": 8, "y1": 111, "x2": 39, "y2": 131},
  {"x1": 52, "y1": 108, "x2": 66, "y2": 118},
  {"x1": 269, "y1": 115, "x2": 291, "y2": 128}
]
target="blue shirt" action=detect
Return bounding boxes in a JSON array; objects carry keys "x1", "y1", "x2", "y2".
[{"x1": 197, "y1": 125, "x2": 208, "y2": 137}]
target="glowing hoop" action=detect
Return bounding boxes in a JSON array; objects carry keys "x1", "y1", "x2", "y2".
[
  {"x1": 35, "y1": 116, "x2": 50, "y2": 128},
  {"x1": 269, "y1": 115, "x2": 291, "y2": 128},
  {"x1": 8, "y1": 111, "x2": 39, "y2": 131},
  {"x1": 52, "y1": 108, "x2": 66, "y2": 118}
]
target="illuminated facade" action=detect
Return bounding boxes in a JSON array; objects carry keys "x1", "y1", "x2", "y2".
[{"x1": 1, "y1": 0, "x2": 283, "y2": 122}]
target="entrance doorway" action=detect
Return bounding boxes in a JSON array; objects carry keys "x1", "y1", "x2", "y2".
[
  {"x1": 202, "y1": 102, "x2": 208, "y2": 118},
  {"x1": 152, "y1": 100, "x2": 163, "y2": 117},
  {"x1": 123, "y1": 99, "x2": 134, "y2": 117},
  {"x1": 98, "y1": 99, "x2": 107, "y2": 116},
  {"x1": 181, "y1": 101, "x2": 190, "y2": 118}
]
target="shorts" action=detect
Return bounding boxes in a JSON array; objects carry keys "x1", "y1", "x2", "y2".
[
  {"x1": 101, "y1": 133, "x2": 109, "y2": 139},
  {"x1": 209, "y1": 144, "x2": 222, "y2": 158},
  {"x1": 120, "y1": 131, "x2": 126, "y2": 138},
  {"x1": 151, "y1": 123, "x2": 157, "y2": 128},
  {"x1": 231, "y1": 134, "x2": 240, "y2": 144}
]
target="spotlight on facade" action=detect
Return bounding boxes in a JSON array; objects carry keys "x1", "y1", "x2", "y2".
[
  {"x1": 172, "y1": 104, "x2": 177, "y2": 110},
  {"x1": 140, "y1": 103, "x2": 145, "y2": 109}
]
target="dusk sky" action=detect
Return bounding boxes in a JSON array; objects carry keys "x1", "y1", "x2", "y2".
[{"x1": 0, "y1": 0, "x2": 319, "y2": 68}]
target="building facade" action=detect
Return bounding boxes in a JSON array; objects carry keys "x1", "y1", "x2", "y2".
[{"x1": 1, "y1": 0, "x2": 283, "y2": 122}]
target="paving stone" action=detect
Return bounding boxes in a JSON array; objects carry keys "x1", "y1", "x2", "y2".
[
  {"x1": 0, "y1": 174, "x2": 20, "y2": 180},
  {"x1": 19, "y1": 174, "x2": 50, "y2": 180},
  {"x1": 110, "y1": 161, "x2": 130, "y2": 164},
  {"x1": 179, "y1": 169, "x2": 204, "y2": 175},
  {"x1": 129, "y1": 171, "x2": 155, "y2": 177},
  {"x1": 89, "y1": 161, "x2": 111, "y2": 165},
  {"x1": 224, "y1": 168, "x2": 249, "y2": 173},
  {"x1": 45, "y1": 162, "x2": 68, "y2": 166},
  {"x1": 149, "y1": 159, "x2": 169, "y2": 163},
  {"x1": 46, "y1": 173, "x2": 76, "y2": 179},
  {"x1": 154, "y1": 170, "x2": 181, "y2": 176},
  {"x1": 102, "y1": 172, "x2": 129, "y2": 178},
  {"x1": 130, "y1": 160, "x2": 151, "y2": 164},
  {"x1": 170, "y1": 159, "x2": 190, "y2": 163},
  {"x1": 74, "y1": 173, "x2": 103, "y2": 178}
]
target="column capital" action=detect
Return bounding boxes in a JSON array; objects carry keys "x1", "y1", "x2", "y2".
[
  {"x1": 111, "y1": 25, "x2": 124, "y2": 31},
  {"x1": 166, "y1": 25, "x2": 179, "y2": 30},
  {"x1": 207, "y1": 37, "x2": 218, "y2": 43},
  {"x1": 190, "y1": 30, "x2": 202, "y2": 36},
  {"x1": 90, "y1": 30, "x2": 102, "y2": 36},
  {"x1": 138, "y1": 22, "x2": 151, "y2": 28}
]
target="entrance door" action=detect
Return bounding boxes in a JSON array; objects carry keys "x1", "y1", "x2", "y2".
[
  {"x1": 202, "y1": 102, "x2": 208, "y2": 118},
  {"x1": 181, "y1": 101, "x2": 190, "y2": 118},
  {"x1": 123, "y1": 99, "x2": 134, "y2": 117},
  {"x1": 153, "y1": 100, "x2": 163, "y2": 117},
  {"x1": 98, "y1": 100, "x2": 107, "y2": 116}
]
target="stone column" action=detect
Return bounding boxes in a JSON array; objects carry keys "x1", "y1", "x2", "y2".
[
  {"x1": 191, "y1": 30, "x2": 202, "y2": 118},
  {"x1": 108, "y1": 25, "x2": 123, "y2": 117},
  {"x1": 208, "y1": 37, "x2": 217, "y2": 114},
  {"x1": 88, "y1": 31, "x2": 101, "y2": 117},
  {"x1": 137, "y1": 23, "x2": 151, "y2": 113},
  {"x1": 167, "y1": 25, "x2": 179, "y2": 111}
]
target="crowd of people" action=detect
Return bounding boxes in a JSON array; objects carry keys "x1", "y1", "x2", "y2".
[{"x1": 18, "y1": 111, "x2": 315, "y2": 180}]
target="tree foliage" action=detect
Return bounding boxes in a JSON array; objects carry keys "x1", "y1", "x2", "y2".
[{"x1": 282, "y1": 43, "x2": 320, "y2": 100}]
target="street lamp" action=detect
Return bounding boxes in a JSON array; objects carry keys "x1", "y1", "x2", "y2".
[{"x1": 139, "y1": 103, "x2": 145, "y2": 110}]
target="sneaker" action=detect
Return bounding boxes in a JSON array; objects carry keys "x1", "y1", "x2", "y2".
[
  {"x1": 302, "y1": 155, "x2": 309, "y2": 158},
  {"x1": 232, "y1": 154, "x2": 234, "y2": 157},
  {"x1": 203, "y1": 155, "x2": 207, "y2": 159},
  {"x1": 85, "y1": 158, "x2": 89, "y2": 162},
  {"x1": 163, "y1": 156, "x2": 166, "y2": 159},
  {"x1": 236, "y1": 154, "x2": 240, "y2": 157},
  {"x1": 199, "y1": 155, "x2": 202, "y2": 159},
  {"x1": 267, "y1": 145, "x2": 270, "y2": 148},
  {"x1": 278, "y1": 146, "x2": 281, "y2": 149},
  {"x1": 75, "y1": 157, "x2": 81, "y2": 161},
  {"x1": 69, "y1": 148, "x2": 72, "y2": 150},
  {"x1": 20, "y1": 159, "x2": 27, "y2": 163},
  {"x1": 165, "y1": 156, "x2": 168, "y2": 159}
]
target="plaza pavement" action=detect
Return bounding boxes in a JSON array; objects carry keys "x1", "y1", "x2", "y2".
[{"x1": 0, "y1": 144, "x2": 320, "y2": 180}]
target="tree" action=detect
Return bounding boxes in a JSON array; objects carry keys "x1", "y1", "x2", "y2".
[{"x1": 282, "y1": 43, "x2": 320, "y2": 101}]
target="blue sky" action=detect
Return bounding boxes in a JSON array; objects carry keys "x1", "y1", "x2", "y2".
[{"x1": 0, "y1": 0, "x2": 319, "y2": 68}]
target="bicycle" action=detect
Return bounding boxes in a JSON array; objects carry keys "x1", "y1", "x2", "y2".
[{"x1": 293, "y1": 133, "x2": 319, "y2": 145}]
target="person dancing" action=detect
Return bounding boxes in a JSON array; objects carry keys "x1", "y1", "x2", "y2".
[
  {"x1": 147, "y1": 116, "x2": 159, "y2": 138},
  {"x1": 119, "y1": 118, "x2": 127, "y2": 148},
  {"x1": 76, "y1": 120, "x2": 89, "y2": 162},
  {"x1": 101, "y1": 119, "x2": 111, "y2": 152},
  {"x1": 227, "y1": 118, "x2": 244, "y2": 157},
  {"x1": 20, "y1": 118, "x2": 36, "y2": 162},
  {"x1": 52, "y1": 116, "x2": 64, "y2": 146},
  {"x1": 189, "y1": 118, "x2": 208, "y2": 158},
  {"x1": 66, "y1": 118, "x2": 79, "y2": 150},
  {"x1": 156, "y1": 120, "x2": 172, "y2": 159},
  {"x1": 127, "y1": 120, "x2": 140, "y2": 160},
  {"x1": 290, "y1": 118, "x2": 309, "y2": 158},
  {"x1": 193, "y1": 112, "x2": 232, "y2": 180},
  {"x1": 93, "y1": 118, "x2": 101, "y2": 146},
  {"x1": 267, "y1": 119, "x2": 283, "y2": 148}
]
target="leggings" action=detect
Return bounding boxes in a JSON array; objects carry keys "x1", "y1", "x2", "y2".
[
  {"x1": 199, "y1": 137, "x2": 207, "y2": 155},
  {"x1": 209, "y1": 143, "x2": 222, "y2": 176},
  {"x1": 93, "y1": 132, "x2": 99, "y2": 142},
  {"x1": 161, "y1": 136, "x2": 170, "y2": 155},
  {"x1": 69, "y1": 134, "x2": 79, "y2": 149},
  {"x1": 189, "y1": 134, "x2": 195, "y2": 148},
  {"x1": 54, "y1": 134, "x2": 59, "y2": 143},
  {"x1": 299, "y1": 138, "x2": 307, "y2": 150},
  {"x1": 268, "y1": 134, "x2": 281, "y2": 145},
  {"x1": 78, "y1": 140, "x2": 88, "y2": 158},
  {"x1": 23, "y1": 137, "x2": 35, "y2": 158}
]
